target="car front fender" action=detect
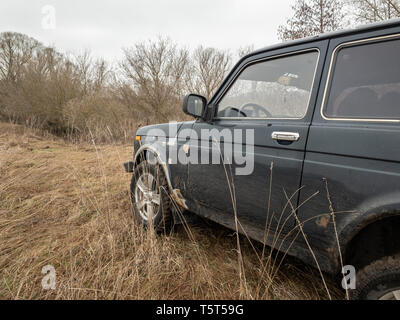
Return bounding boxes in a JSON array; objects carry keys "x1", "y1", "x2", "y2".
[{"x1": 132, "y1": 141, "x2": 189, "y2": 210}]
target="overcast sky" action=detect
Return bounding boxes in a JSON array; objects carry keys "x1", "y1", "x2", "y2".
[{"x1": 0, "y1": 0, "x2": 293, "y2": 61}]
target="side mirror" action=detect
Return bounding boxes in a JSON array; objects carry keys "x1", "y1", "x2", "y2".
[{"x1": 182, "y1": 94, "x2": 207, "y2": 119}]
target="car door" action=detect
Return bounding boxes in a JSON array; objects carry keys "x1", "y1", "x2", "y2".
[
  {"x1": 297, "y1": 27, "x2": 400, "y2": 260},
  {"x1": 186, "y1": 41, "x2": 328, "y2": 239}
]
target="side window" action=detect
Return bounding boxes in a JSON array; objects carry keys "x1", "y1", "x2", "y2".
[
  {"x1": 324, "y1": 37, "x2": 400, "y2": 120},
  {"x1": 217, "y1": 51, "x2": 319, "y2": 119}
]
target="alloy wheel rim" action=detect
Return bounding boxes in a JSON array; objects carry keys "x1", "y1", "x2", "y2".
[
  {"x1": 378, "y1": 289, "x2": 400, "y2": 300},
  {"x1": 134, "y1": 172, "x2": 161, "y2": 221}
]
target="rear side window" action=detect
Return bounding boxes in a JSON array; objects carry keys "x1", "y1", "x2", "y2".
[{"x1": 324, "y1": 37, "x2": 400, "y2": 120}]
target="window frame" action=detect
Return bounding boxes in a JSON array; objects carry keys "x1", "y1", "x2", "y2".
[
  {"x1": 213, "y1": 48, "x2": 321, "y2": 121},
  {"x1": 321, "y1": 33, "x2": 400, "y2": 123}
]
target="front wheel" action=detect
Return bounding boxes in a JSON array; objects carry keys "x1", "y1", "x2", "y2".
[
  {"x1": 350, "y1": 255, "x2": 400, "y2": 300},
  {"x1": 130, "y1": 161, "x2": 173, "y2": 232}
]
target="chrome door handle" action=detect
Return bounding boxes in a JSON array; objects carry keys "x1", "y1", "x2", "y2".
[{"x1": 271, "y1": 131, "x2": 300, "y2": 142}]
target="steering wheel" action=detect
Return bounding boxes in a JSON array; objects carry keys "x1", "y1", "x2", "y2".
[
  {"x1": 221, "y1": 107, "x2": 247, "y2": 117},
  {"x1": 239, "y1": 103, "x2": 272, "y2": 118},
  {"x1": 230, "y1": 107, "x2": 247, "y2": 117}
]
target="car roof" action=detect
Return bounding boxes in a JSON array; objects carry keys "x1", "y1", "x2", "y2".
[{"x1": 248, "y1": 18, "x2": 400, "y2": 58}]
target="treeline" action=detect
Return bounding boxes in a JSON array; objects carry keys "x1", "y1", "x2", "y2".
[
  {"x1": 0, "y1": 32, "x2": 244, "y2": 143},
  {"x1": 1, "y1": 0, "x2": 399, "y2": 143}
]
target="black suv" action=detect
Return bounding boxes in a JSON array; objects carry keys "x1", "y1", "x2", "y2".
[{"x1": 125, "y1": 19, "x2": 400, "y2": 300}]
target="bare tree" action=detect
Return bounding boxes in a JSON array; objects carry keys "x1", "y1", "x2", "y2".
[
  {"x1": 121, "y1": 37, "x2": 190, "y2": 121},
  {"x1": 73, "y1": 51, "x2": 111, "y2": 93},
  {"x1": 278, "y1": 0, "x2": 345, "y2": 41},
  {"x1": 74, "y1": 50, "x2": 92, "y2": 95},
  {"x1": 349, "y1": 0, "x2": 400, "y2": 23},
  {"x1": 92, "y1": 58, "x2": 111, "y2": 91},
  {"x1": 187, "y1": 46, "x2": 231, "y2": 100},
  {"x1": 0, "y1": 32, "x2": 42, "y2": 82}
]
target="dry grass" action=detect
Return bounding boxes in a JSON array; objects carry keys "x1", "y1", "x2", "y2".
[{"x1": 0, "y1": 122, "x2": 342, "y2": 300}]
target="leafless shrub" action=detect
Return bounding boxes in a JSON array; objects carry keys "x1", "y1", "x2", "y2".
[
  {"x1": 0, "y1": 32, "x2": 81, "y2": 132},
  {"x1": 62, "y1": 93, "x2": 136, "y2": 143},
  {"x1": 0, "y1": 32, "x2": 235, "y2": 141},
  {"x1": 121, "y1": 37, "x2": 190, "y2": 122}
]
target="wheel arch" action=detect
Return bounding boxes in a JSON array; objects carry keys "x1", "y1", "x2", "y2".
[
  {"x1": 134, "y1": 144, "x2": 172, "y2": 189},
  {"x1": 133, "y1": 144, "x2": 189, "y2": 210},
  {"x1": 340, "y1": 207, "x2": 400, "y2": 272}
]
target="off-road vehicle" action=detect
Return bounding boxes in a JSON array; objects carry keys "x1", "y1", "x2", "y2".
[{"x1": 125, "y1": 19, "x2": 400, "y2": 300}]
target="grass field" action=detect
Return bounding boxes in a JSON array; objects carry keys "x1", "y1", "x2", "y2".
[{"x1": 0, "y1": 122, "x2": 342, "y2": 299}]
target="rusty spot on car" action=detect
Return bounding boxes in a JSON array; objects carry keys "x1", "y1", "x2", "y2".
[
  {"x1": 171, "y1": 189, "x2": 189, "y2": 210},
  {"x1": 316, "y1": 215, "x2": 330, "y2": 228}
]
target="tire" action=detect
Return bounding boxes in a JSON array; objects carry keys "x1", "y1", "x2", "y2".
[
  {"x1": 130, "y1": 161, "x2": 173, "y2": 232},
  {"x1": 350, "y1": 255, "x2": 400, "y2": 300}
]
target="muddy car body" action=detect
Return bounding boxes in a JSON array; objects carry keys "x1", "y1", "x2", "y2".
[{"x1": 126, "y1": 19, "x2": 400, "y2": 300}]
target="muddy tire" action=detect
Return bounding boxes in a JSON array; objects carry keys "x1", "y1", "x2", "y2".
[
  {"x1": 130, "y1": 161, "x2": 173, "y2": 232},
  {"x1": 350, "y1": 255, "x2": 400, "y2": 300}
]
